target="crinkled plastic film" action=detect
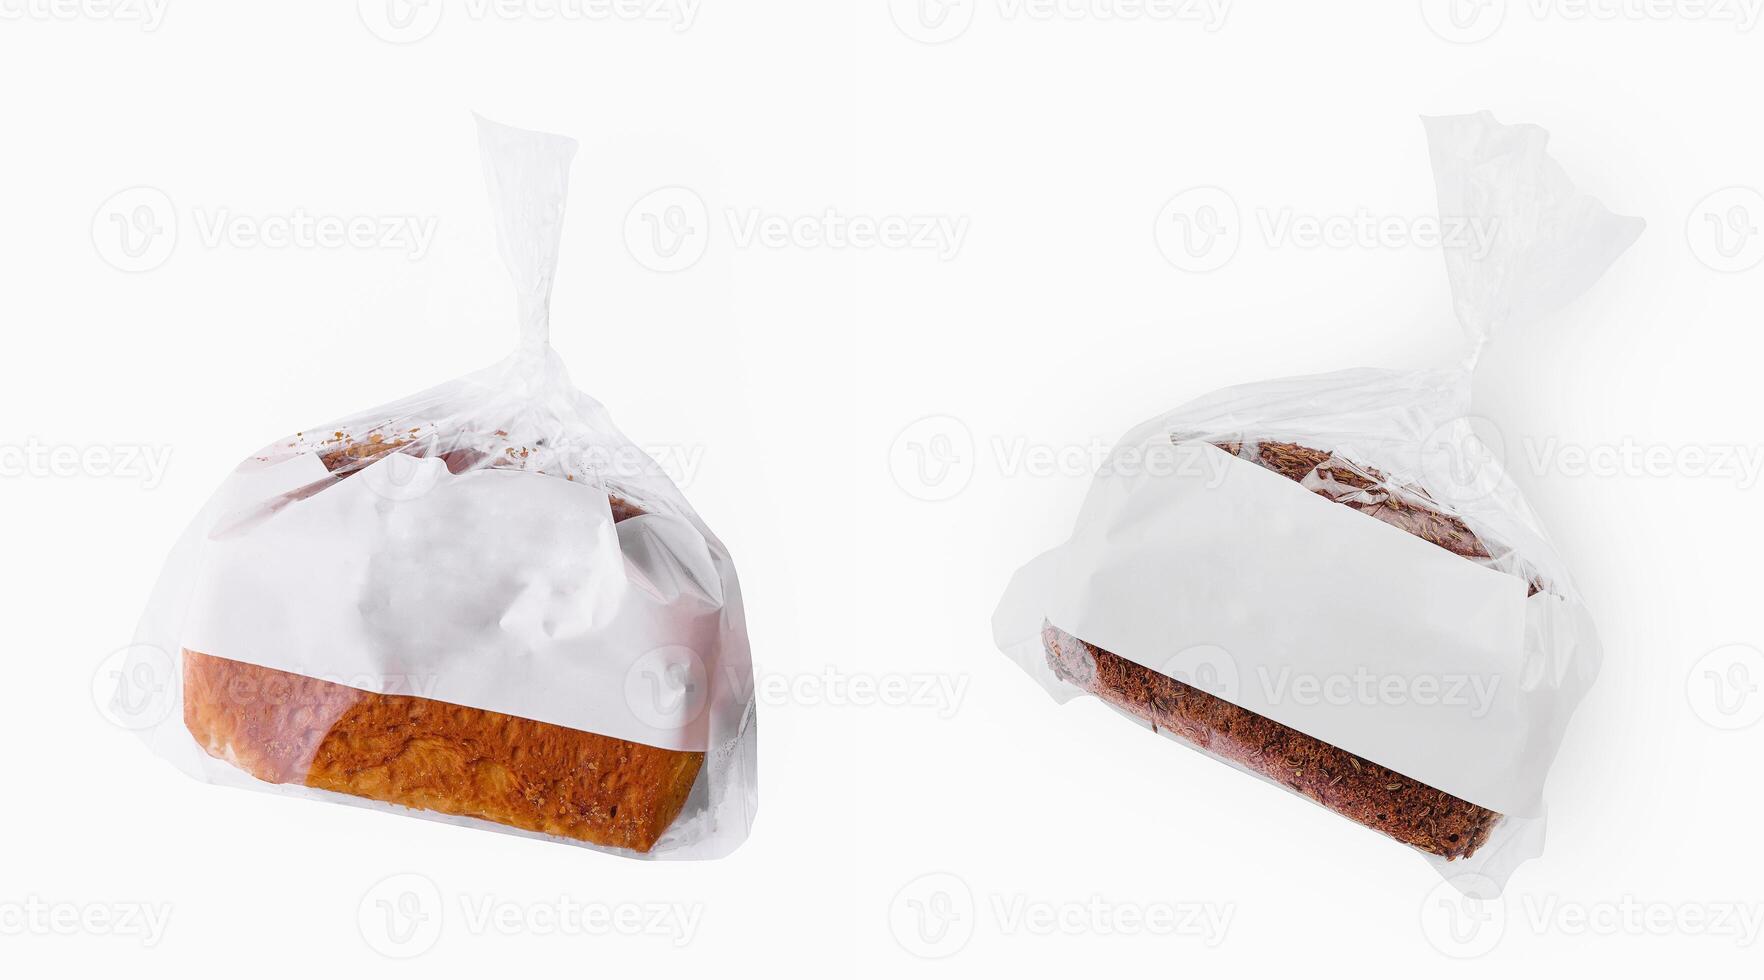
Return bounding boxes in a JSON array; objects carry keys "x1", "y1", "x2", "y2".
[
  {"x1": 994, "y1": 112, "x2": 1642, "y2": 890},
  {"x1": 124, "y1": 117, "x2": 757, "y2": 860}
]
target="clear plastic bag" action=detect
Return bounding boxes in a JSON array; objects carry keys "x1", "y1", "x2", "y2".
[
  {"x1": 123, "y1": 117, "x2": 757, "y2": 860},
  {"x1": 993, "y1": 112, "x2": 1642, "y2": 888}
]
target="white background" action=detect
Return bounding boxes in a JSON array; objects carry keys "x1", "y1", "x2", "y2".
[{"x1": 3, "y1": 1, "x2": 1762, "y2": 974}]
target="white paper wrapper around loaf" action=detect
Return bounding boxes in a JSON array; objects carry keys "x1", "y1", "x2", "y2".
[{"x1": 994, "y1": 111, "x2": 1640, "y2": 889}]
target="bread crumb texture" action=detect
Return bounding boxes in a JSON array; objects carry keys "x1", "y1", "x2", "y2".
[{"x1": 183, "y1": 651, "x2": 703, "y2": 852}]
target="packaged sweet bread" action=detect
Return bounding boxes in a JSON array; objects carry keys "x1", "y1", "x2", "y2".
[
  {"x1": 124, "y1": 118, "x2": 757, "y2": 859},
  {"x1": 993, "y1": 113, "x2": 1641, "y2": 888}
]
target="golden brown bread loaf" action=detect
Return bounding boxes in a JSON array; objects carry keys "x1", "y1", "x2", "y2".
[
  {"x1": 1044, "y1": 439, "x2": 1513, "y2": 860},
  {"x1": 183, "y1": 651, "x2": 703, "y2": 851},
  {"x1": 183, "y1": 429, "x2": 701, "y2": 852}
]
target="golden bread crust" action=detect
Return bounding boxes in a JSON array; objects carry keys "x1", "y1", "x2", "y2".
[{"x1": 183, "y1": 650, "x2": 703, "y2": 852}]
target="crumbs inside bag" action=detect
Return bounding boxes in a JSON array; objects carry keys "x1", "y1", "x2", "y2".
[{"x1": 286, "y1": 423, "x2": 651, "y2": 522}]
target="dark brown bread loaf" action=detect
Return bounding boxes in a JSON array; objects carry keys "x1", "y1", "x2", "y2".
[{"x1": 1043, "y1": 439, "x2": 1511, "y2": 860}]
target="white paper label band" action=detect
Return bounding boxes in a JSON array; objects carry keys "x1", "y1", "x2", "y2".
[{"x1": 181, "y1": 454, "x2": 721, "y2": 753}]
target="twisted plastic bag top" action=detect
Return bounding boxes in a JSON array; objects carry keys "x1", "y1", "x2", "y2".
[
  {"x1": 477, "y1": 115, "x2": 573, "y2": 358},
  {"x1": 1426, "y1": 111, "x2": 1646, "y2": 362}
]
